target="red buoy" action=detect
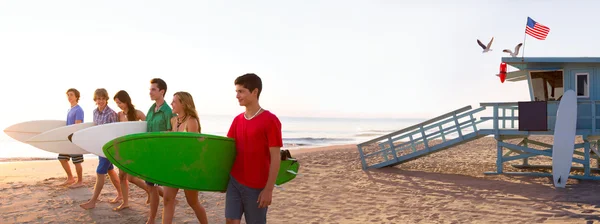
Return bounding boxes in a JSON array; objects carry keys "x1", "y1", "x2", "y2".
[{"x1": 499, "y1": 62, "x2": 507, "y2": 83}]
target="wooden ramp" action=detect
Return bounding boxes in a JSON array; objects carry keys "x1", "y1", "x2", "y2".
[{"x1": 357, "y1": 105, "x2": 491, "y2": 170}]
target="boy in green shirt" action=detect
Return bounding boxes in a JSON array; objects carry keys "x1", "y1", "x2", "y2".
[{"x1": 144, "y1": 78, "x2": 173, "y2": 224}]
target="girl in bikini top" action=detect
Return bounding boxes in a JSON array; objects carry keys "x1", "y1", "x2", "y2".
[
  {"x1": 164, "y1": 91, "x2": 208, "y2": 224},
  {"x1": 170, "y1": 91, "x2": 201, "y2": 133}
]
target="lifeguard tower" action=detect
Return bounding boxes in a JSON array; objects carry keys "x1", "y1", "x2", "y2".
[{"x1": 357, "y1": 57, "x2": 600, "y2": 182}]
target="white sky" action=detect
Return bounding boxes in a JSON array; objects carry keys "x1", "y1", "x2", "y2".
[{"x1": 1, "y1": 0, "x2": 598, "y2": 127}]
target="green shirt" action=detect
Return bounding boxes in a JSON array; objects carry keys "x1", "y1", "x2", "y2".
[{"x1": 146, "y1": 102, "x2": 173, "y2": 132}]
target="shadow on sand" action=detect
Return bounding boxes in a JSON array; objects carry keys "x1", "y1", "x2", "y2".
[{"x1": 365, "y1": 167, "x2": 600, "y2": 222}]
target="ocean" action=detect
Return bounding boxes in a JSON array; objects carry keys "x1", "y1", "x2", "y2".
[{"x1": 0, "y1": 115, "x2": 428, "y2": 159}]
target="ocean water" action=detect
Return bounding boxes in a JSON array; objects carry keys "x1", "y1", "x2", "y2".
[{"x1": 0, "y1": 115, "x2": 426, "y2": 159}]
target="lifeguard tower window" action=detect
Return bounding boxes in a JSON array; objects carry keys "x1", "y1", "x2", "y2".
[
  {"x1": 576, "y1": 73, "x2": 590, "y2": 98},
  {"x1": 530, "y1": 71, "x2": 564, "y2": 101}
]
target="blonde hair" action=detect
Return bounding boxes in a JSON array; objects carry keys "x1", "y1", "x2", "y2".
[
  {"x1": 173, "y1": 91, "x2": 201, "y2": 133},
  {"x1": 94, "y1": 88, "x2": 109, "y2": 101}
]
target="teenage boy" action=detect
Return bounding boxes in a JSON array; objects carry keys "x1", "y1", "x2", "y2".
[
  {"x1": 145, "y1": 78, "x2": 172, "y2": 224},
  {"x1": 59, "y1": 88, "x2": 85, "y2": 188},
  {"x1": 225, "y1": 73, "x2": 283, "y2": 224},
  {"x1": 80, "y1": 88, "x2": 123, "y2": 210}
]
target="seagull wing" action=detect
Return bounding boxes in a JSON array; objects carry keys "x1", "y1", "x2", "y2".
[
  {"x1": 487, "y1": 37, "x2": 494, "y2": 48},
  {"x1": 503, "y1": 49, "x2": 513, "y2": 54},
  {"x1": 477, "y1": 39, "x2": 486, "y2": 49},
  {"x1": 514, "y1": 43, "x2": 523, "y2": 55}
]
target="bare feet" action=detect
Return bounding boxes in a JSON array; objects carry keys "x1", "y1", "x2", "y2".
[
  {"x1": 109, "y1": 196, "x2": 122, "y2": 204},
  {"x1": 69, "y1": 182, "x2": 85, "y2": 189},
  {"x1": 79, "y1": 200, "x2": 96, "y2": 210},
  {"x1": 113, "y1": 203, "x2": 129, "y2": 211},
  {"x1": 59, "y1": 178, "x2": 75, "y2": 186}
]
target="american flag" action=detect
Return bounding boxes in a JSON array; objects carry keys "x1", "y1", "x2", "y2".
[{"x1": 525, "y1": 17, "x2": 550, "y2": 40}]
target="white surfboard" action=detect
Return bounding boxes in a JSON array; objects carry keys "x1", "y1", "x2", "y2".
[
  {"x1": 551, "y1": 89, "x2": 578, "y2": 188},
  {"x1": 3, "y1": 120, "x2": 66, "y2": 143},
  {"x1": 25, "y1": 122, "x2": 95, "y2": 154},
  {"x1": 71, "y1": 121, "x2": 147, "y2": 157}
]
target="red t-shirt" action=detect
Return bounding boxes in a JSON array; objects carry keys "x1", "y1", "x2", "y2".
[{"x1": 227, "y1": 110, "x2": 283, "y2": 189}]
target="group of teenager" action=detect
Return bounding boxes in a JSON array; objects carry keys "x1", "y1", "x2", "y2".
[{"x1": 56, "y1": 73, "x2": 283, "y2": 224}]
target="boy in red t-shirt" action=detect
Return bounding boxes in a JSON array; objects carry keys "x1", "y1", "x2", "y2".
[{"x1": 225, "y1": 73, "x2": 283, "y2": 224}]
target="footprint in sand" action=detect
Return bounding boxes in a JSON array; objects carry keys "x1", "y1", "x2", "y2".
[
  {"x1": 10, "y1": 184, "x2": 25, "y2": 189},
  {"x1": 40, "y1": 181, "x2": 53, "y2": 185},
  {"x1": 386, "y1": 215, "x2": 399, "y2": 220},
  {"x1": 553, "y1": 213, "x2": 569, "y2": 217}
]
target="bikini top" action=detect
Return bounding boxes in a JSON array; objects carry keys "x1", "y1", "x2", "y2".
[{"x1": 176, "y1": 116, "x2": 188, "y2": 132}]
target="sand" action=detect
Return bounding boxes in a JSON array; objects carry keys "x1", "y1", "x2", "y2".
[{"x1": 3, "y1": 137, "x2": 600, "y2": 223}]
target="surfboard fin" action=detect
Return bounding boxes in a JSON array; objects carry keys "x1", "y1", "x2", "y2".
[
  {"x1": 557, "y1": 176, "x2": 562, "y2": 185},
  {"x1": 274, "y1": 184, "x2": 284, "y2": 191},
  {"x1": 67, "y1": 133, "x2": 73, "y2": 142},
  {"x1": 287, "y1": 170, "x2": 302, "y2": 176}
]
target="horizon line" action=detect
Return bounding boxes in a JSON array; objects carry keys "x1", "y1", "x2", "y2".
[{"x1": 197, "y1": 113, "x2": 429, "y2": 120}]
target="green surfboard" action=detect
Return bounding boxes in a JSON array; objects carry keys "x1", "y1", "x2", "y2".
[{"x1": 102, "y1": 132, "x2": 299, "y2": 191}]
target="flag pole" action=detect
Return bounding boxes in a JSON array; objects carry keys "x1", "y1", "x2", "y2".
[{"x1": 522, "y1": 19, "x2": 527, "y2": 62}]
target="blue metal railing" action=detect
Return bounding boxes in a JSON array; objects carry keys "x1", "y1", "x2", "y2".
[
  {"x1": 356, "y1": 105, "x2": 488, "y2": 170},
  {"x1": 479, "y1": 100, "x2": 600, "y2": 135}
]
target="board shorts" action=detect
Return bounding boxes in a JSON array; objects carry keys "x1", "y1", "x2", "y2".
[
  {"x1": 57, "y1": 154, "x2": 84, "y2": 164},
  {"x1": 145, "y1": 181, "x2": 159, "y2": 187},
  {"x1": 96, "y1": 157, "x2": 114, "y2": 174},
  {"x1": 225, "y1": 175, "x2": 268, "y2": 223}
]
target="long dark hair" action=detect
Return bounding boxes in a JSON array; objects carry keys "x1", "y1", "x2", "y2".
[{"x1": 114, "y1": 90, "x2": 137, "y2": 121}]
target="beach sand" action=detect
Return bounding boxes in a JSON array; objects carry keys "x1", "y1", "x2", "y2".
[{"x1": 3, "y1": 136, "x2": 600, "y2": 223}]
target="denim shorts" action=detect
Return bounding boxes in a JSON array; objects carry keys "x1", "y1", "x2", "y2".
[
  {"x1": 96, "y1": 157, "x2": 114, "y2": 174},
  {"x1": 225, "y1": 175, "x2": 268, "y2": 224}
]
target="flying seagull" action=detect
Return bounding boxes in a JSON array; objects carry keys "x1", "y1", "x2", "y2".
[
  {"x1": 503, "y1": 43, "x2": 524, "y2": 57},
  {"x1": 477, "y1": 37, "x2": 494, "y2": 53}
]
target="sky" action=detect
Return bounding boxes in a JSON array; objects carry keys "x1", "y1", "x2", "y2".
[{"x1": 1, "y1": 0, "x2": 599, "y2": 128}]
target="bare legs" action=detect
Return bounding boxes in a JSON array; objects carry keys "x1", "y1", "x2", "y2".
[
  {"x1": 162, "y1": 187, "x2": 179, "y2": 223},
  {"x1": 144, "y1": 182, "x2": 169, "y2": 224},
  {"x1": 147, "y1": 185, "x2": 160, "y2": 224},
  {"x1": 59, "y1": 160, "x2": 84, "y2": 188},
  {"x1": 162, "y1": 187, "x2": 208, "y2": 224},
  {"x1": 183, "y1": 190, "x2": 208, "y2": 224},
  {"x1": 58, "y1": 159, "x2": 75, "y2": 186},
  {"x1": 114, "y1": 169, "x2": 153, "y2": 211},
  {"x1": 226, "y1": 219, "x2": 241, "y2": 224},
  {"x1": 107, "y1": 169, "x2": 122, "y2": 203},
  {"x1": 116, "y1": 170, "x2": 130, "y2": 210},
  {"x1": 79, "y1": 169, "x2": 122, "y2": 210},
  {"x1": 68, "y1": 162, "x2": 85, "y2": 188}
]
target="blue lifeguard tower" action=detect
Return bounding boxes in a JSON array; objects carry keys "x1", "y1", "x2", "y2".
[{"x1": 357, "y1": 57, "x2": 600, "y2": 181}]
